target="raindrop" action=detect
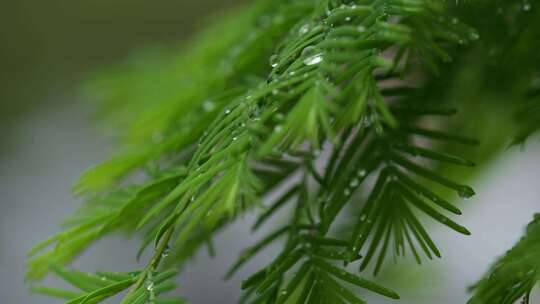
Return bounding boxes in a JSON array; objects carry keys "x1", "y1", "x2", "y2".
[
  {"x1": 345, "y1": 16, "x2": 351, "y2": 22},
  {"x1": 232, "y1": 137, "x2": 238, "y2": 141},
  {"x1": 202, "y1": 100, "x2": 216, "y2": 112},
  {"x1": 274, "y1": 125, "x2": 283, "y2": 132},
  {"x1": 360, "y1": 214, "x2": 367, "y2": 221},
  {"x1": 357, "y1": 169, "x2": 367, "y2": 177},
  {"x1": 298, "y1": 23, "x2": 310, "y2": 35},
  {"x1": 523, "y1": 2, "x2": 531, "y2": 11},
  {"x1": 146, "y1": 282, "x2": 154, "y2": 291},
  {"x1": 357, "y1": 25, "x2": 366, "y2": 32},
  {"x1": 457, "y1": 186, "x2": 475, "y2": 198},
  {"x1": 304, "y1": 54, "x2": 323, "y2": 65},
  {"x1": 268, "y1": 54, "x2": 278, "y2": 68},
  {"x1": 451, "y1": 18, "x2": 459, "y2": 25},
  {"x1": 469, "y1": 31, "x2": 480, "y2": 41},
  {"x1": 224, "y1": 108, "x2": 231, "y2": 115},
  {"x1": 344, "y1": 188, "x2": 351, "y2": 196},
  {"x1": 162, "y1": 245, "x2": 170, "y2": 258},
  {"x1": 349, "y1": 178, "x2": 359, "y2": 188},
  {"x1": 302, "y1": 46, "x2": 324, "y2": 66}
]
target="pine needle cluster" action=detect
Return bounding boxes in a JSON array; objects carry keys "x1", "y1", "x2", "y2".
[{"x1": 27, "y1": 0, "x2": 540, "y2": 303}]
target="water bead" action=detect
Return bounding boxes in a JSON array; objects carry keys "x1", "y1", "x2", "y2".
[
  {"x1": 302, "y1": 46, "x2": 324, "y2": 66},
  {"x1": 298, "y1": 23, "x2": 310, "y2": 35},
  {"x1": 202, "y1": 100, "x2": 216, "y2": 112},
  {"x1": 269, "y1": 54, "x2": 278, "y2": 68}
]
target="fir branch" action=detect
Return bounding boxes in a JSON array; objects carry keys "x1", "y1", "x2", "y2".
[
  {"x1": 468, "y1": 214, "x2": 540, "y2": 304},
  {"x1": 27, "y1": 0, "x2": 490, "y2": 303}
]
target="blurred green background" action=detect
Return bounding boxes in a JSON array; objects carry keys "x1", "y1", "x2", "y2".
[{"x1": 0, "y1": 0, "x2": 239, "y2": 124}]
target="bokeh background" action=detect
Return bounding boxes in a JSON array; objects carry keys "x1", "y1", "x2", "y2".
[{"x1": 1, "y1": 1, "x2": 539, "y2": 303}]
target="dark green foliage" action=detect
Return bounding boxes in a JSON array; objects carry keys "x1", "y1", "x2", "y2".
[{"x1": 26, "y1": 0, "x2": 540, "y2": 303}]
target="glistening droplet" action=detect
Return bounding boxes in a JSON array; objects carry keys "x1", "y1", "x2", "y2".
[
  {"x1": 457, "y1": 186, "x2": 475, "y2": 198},
  {"x1": 269, "y1": 54, "x2": 278, "y2": 68},
  {"x1": 301, "y1": 46, "x2": 324, "y2": 66}
]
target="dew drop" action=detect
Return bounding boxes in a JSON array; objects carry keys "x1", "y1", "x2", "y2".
[
  {"x1": 269, "y1": 54, "x2": 278, "y2": 68},
  {"x1": 469, "y1": 31, "x2": 480, "y2": 41},
  {"x1": 202, "y1": 100, "x2": 216, "y2": 112},
  {"x1": 451, "y1": 17, "x2": 459, "y2": 25},
  {"x1": 224, "y1": 108, "x2": 231, "y2": 115},
  {"x1": 360, "y1": 214, "x2": 367, "y2": 221},
  {"x1": 344, "y1": 188, "x2": 351, "y2": 196},
  {"x1": 357, "y1": 169, "x2": 367, "y2": 177},
  {"x1": 232, "y1": 137, "x2": 238, "y2": 141},
  {"x1": 304, "y1": 54, "x2": 323, "y2": 66},
  {"x1": 301, "y1": 46, "x2": 324, "y2": 66},
  {"x1": 344, "y1": 16, "x2": 351, "y2": 22},
  {"x1": 457, "y1": 186, "x2": 475, "y2": 198},
  {"x1": 523, "y1": 2, "x2": 531, "y2": 11},
  {"x1": 304, "y1": 54, "x2": 323, "y2": 65},
  {"x1": 357, "y1": 25, "x2": 366, "y2": 32},
  {"x1": 274, "y1": 125, "x2": 283, "y2": 132},
  {"x1": 349, "y1": 178, "x2": 359, "y2": 188},
  {"x1": 146, "y1": 282, "x2": 154, "y2": 291},
  {"x1": 298, "y1": 23, "x2": 310, "y2": 35},
  {"x1": 162, "y1": 245, "x2": 170, "y2": 258}
]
